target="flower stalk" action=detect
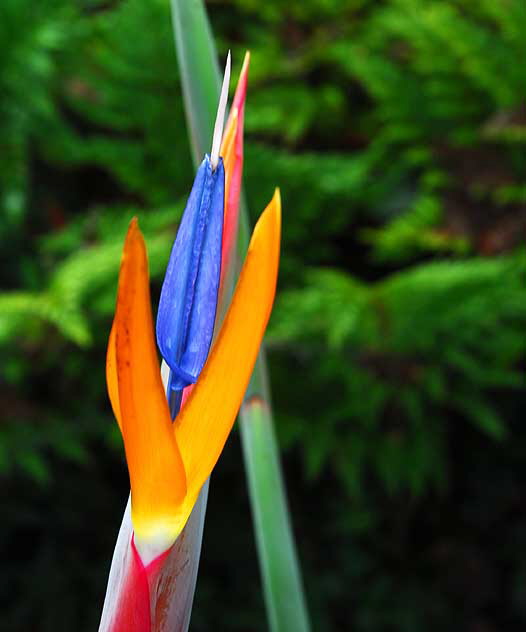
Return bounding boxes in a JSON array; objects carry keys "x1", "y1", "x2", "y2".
[{"x1": 170, "y1": 2, "x2": 311, "y2": 631}]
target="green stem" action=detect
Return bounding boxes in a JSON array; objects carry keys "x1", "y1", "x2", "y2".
[{"x1": 169, "y1": 2, "x2": 310, "y2": 630}]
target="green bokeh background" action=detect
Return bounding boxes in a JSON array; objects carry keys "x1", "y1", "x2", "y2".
[{"x1": 1, "y1": 0, "x2": 525, "y2": 630}]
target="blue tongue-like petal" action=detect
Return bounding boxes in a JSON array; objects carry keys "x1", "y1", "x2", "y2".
[{"x1": 156, "y1": 154, "x2": 224, "y2": 400}]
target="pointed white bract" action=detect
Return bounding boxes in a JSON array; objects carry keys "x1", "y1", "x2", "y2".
[{"x1": 210, "y1": 51, "x2": 231, "y2": 171}]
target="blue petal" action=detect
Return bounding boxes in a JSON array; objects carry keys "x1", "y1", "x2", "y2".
[{"x1": 156, "y1": 154, "x2": 224, "y2": 394}]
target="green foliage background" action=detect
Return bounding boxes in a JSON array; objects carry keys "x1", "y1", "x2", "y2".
[{"x1": 1, "y1": 0, "x2": 524, "y2": 629}]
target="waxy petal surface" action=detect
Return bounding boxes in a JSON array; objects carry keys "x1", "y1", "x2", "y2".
[
  {"x1": 111, "y1": 219, "x2": 186, "y2": 545},
  {"x1": 106, "y1": 323, "x2": 122, "y2": 431},
  {"x1": 156, "y1": 156, "x2": 224, "y2": 394},
  {"x1": 175, "y1": 189, "x2": 281, "y2": 499}
]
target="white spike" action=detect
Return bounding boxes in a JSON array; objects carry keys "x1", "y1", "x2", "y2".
[{"x1": 210, "y1": 51, "x2": 231, "y2": 171}]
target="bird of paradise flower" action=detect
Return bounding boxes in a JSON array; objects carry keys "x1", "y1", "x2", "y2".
[{"x1": 98, "y1": 53, "x2": 281, "y2": 631}]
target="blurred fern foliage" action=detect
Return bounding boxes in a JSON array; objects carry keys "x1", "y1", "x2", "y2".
[{"x1": 1, "y1": 0, "x2": 525, "y2": 630}]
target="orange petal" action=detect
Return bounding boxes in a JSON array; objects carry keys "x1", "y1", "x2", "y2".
[
  {"x1": 175, "y1": 188, "x2": 281, "y2": 499},
  {"x1": 112, "y1": 219, "x2": 187, "y2": 545},
  {"x1": 106, "y1": 323, "x2": 122, "y2": 431}
]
